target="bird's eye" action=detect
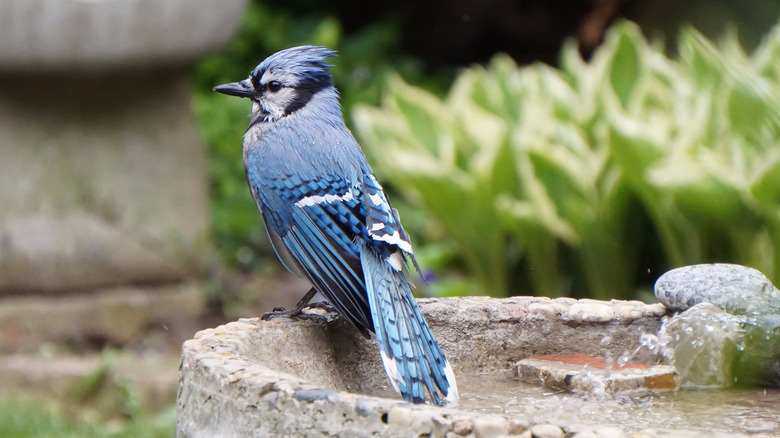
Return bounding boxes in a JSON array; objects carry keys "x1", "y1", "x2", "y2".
[{"x1": 267, "y1": 81, "x2": 282, "y2": 93}]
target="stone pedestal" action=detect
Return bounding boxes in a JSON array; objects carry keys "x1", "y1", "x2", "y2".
[
  {"x1": 0, "y1": 73, "x2": 210, "y2": 293},
  {"x1": 0, "y1": 0, "x2": 247, "y2": 350}
]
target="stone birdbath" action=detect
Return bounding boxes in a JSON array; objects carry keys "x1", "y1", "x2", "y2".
[
  {"x1": 178, "y1": 265, "x2": 780, "y2": 437},
  {"x1": 178, "y1": 297, "x2": 673, "y2": 437},
  {"x1": 0, "y1": 0, "x2": 246, "y2": 350}
]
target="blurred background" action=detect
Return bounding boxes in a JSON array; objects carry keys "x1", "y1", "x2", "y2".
[{"x1": 1, "y1": 0, "x2": 778, "y2": 435}]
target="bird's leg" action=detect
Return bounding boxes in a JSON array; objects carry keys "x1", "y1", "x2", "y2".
[
  {"x1": 261, "y1": 287, "x2": 337, "y2": 322},
  {"x1": 262, "y1": 287, "x2": 317, "y2": 320}
]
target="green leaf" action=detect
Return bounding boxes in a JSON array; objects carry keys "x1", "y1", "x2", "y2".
[
  {"x1": 679, "y1": 26, "x2": 725, "y2": 87},
  {"x1": 649, "y1": 162, "x2": 745, "y2": 224},
  {"x1": 606, "y1": 116, "x2": 666, "y2": 179},
  {"x1": 606, "y1": 23, "x2": 643, "y2": 108},
  {"x1": 753, "y1": 21, "x2": 780, "y2": 82},
  {"x1": 751, "y1": 154, "x2": 780, "y2": 203},
  {"x1": 387, "y1": 75, "x2": 451, "y2": 157},
  {"x1": 727, "y1": 80, "x2": 780, "y2": 137}
]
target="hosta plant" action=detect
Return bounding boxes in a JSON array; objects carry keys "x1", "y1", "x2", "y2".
[{"x1": 354, "y1": 20, "x2": 780, "y2": 298}]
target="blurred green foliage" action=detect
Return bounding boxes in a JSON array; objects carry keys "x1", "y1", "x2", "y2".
[
  {"x1": 193, "y1": 1, "x2": 450, "y2": 272},
  {"x1": 1, "y1": 385, "x2": 174, "y2": 438},
  {"x1": 354, "y1": 21, "x2": 780, "y2": 299},
  {"x1": 0, "y1": 397, "x2": 174, "y2": 438},
  {"x1": 0, "y1": 350, "x2": 176, "y2": 437}
]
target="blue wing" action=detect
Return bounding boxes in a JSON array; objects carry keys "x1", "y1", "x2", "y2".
[{"x1": 248, "y1": 166, "x2": 417, "y2": 336}]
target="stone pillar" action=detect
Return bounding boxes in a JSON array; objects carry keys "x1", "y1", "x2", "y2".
[{"x1": 0, "y1": 0, "x2": 247, "y2": 351}]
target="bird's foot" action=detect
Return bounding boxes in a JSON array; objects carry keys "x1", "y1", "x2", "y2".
[{"x1": 261, "y1": 301, "x2": 338, "y2": 323}]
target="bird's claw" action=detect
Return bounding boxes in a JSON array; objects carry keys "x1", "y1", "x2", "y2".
[
  {"x1": 261, "y1": 301, "x2": 338, "y2": 323},
  {"x1": 261, "y1": 307, "x2": 297, "y2": 321}
]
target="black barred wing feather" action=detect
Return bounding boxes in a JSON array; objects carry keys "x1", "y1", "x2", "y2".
[
  {"x1": 255, "y1": 173, "x2": 380, "y2": 335},
  {"x1": 361, "y1": 175, "x2": 422, "y2": 275},
  {"x1": 362, "y1": 175, "x2": 412, "y2": 254}
]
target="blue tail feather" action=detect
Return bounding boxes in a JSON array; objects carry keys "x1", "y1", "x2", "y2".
[{"x1": 359, "y1": 242, "x2": 459, "y2": 405}]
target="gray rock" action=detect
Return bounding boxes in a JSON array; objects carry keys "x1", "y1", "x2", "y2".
[
  {"x1": 566, "y1": 425, "x2": 626, "y2": 438},
  {"x1": 509, "y1": 418, "x2": 530, "y2": 434},
  {"x1": 654, "y1": 263, "x2": 780, "y2": 315},
  {"x1": 592, "y1": 428, "x2": 626, "y2": 438},
  {"x1": 452, "y1": 418, "x2": 474, "y2": 435},
  {"x1": 655, "y1": 264, "x2": 780, "y2": 388},
  {"x1": 293, "y1": 389, "x2": 336, "y2": 402},
  {"x1": 570, "y1": 432, "x2": 599, "y2": 438}
]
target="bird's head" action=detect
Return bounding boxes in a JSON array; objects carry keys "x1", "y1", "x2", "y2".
[{"x1": 214, "y1": 46, "x2": 337, "y2": 123}]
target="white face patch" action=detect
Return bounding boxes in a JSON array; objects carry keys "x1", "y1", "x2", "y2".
[
  {"x1": 261, "y1": 69, "x2": 302, "y2": 88},
  {"x1": 252, "y1": 70, "x2": 306, "y2": 122},
  {"x1": 256, "y1": 92, "x2": 290, "y2": 122},
  {"x1": 294, "y1": 190, "x2": 354, "y2": 208}
]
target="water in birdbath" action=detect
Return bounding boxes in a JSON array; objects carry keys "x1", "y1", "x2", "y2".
[
  {"x1": 457, "y1": 373, "x2": 779, "y2": 435},
  {"x1": 467, "y1": 303, "x2": 779, "y2": 435},
  {"x1": 366, "y1": 370, "x2": 779, "y2": 435},
  {"x1": 364, "y1": 305, "x2": 780, "y2": 436}
]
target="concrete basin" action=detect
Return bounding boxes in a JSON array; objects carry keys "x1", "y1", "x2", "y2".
[{"x1": 177, "y1": 296, "x2": 683, "y2": 437}]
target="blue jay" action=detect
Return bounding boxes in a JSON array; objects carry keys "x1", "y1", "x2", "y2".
[{"x1": 214, "y1": 46, "x2": 458, "y2": 405}]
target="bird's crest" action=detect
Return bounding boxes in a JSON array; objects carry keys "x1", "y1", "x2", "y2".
[{"x1": 250, "y1": 46, "x2": 336, "y2": 89}]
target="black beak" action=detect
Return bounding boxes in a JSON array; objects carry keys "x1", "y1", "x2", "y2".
[{"x1": 213, "y1": 79, "x2": 254, "y2": 98}]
